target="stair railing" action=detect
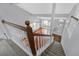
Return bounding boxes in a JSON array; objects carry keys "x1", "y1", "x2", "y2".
[
  {"x1": 1, "y1": 20, "x2": 53, "y2": 56},
  {"x1": 71, "y1": 16, "x2": 79, "y2": 21}
]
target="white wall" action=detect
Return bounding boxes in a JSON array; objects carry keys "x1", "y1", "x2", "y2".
[
  {"x1": 61, "y1": 19, "x2": 78, "y2": 55},
  {"x1": 61, "y1": 4, "x2": 79, "y2": 56}
]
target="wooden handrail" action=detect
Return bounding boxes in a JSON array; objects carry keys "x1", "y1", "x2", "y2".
[
  {"x1": 34, "y1": 27, "x2": 42, "y2": 33},
  {"x1": 2, "y1": 20, "x2": 51, "y2": 37},
  {"x1": 34, "y1": 27, "x2": 51, "y2": 36},
  {"x1": 33, "y1": 33, "x2": 51, "y2": 36},
  {"x1": 71, "y1": 16, "x2": 79, "y2": 21},
  {"x1": 2, "y1": 20, "x2": 27, "y2": 32}
]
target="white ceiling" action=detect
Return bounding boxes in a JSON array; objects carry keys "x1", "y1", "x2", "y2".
[
  {"x1": 55, "y1": 3, "x2": 76, "y2": 14},
  {"x1": 16, "y1": 3, "x2": 52, "y2": 14},
  {"x1": 15, "y1": 3, "x2": 76, "y2": 14}
]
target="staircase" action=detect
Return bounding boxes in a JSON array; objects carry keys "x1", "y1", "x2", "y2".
[
  {"x1": 41, "y1": 41, "x2": 65, "y2": 56},
  {"x1": 0, "y1": 39, "x2": 28, "y2": 56},
  {"x1": 0, "y1": 39, "x2": 65, "y2": 56},
  {"x1": 1, "y1": 20, "x2": 66, "y2": 56}
]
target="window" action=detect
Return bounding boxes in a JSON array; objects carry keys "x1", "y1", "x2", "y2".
[{"x1": 42, "y1": 20, "x2": 50, "y2": 27}]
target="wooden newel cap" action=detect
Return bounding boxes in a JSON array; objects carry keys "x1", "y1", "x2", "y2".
[
  {"x1": 2, "y1": 20, "x2": 5, "y2": 23},
  {"x1": 25, "y1": 20, "x2": 30, "y2": 26}
]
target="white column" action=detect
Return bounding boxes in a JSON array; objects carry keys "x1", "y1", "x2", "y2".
[{"x1": 50, "y1": 3, "x2": 56, "y2": 35}]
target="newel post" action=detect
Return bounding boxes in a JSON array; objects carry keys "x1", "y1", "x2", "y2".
[{"x1": 25, "y1": 21, "x2": 36, "y2": 56}]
